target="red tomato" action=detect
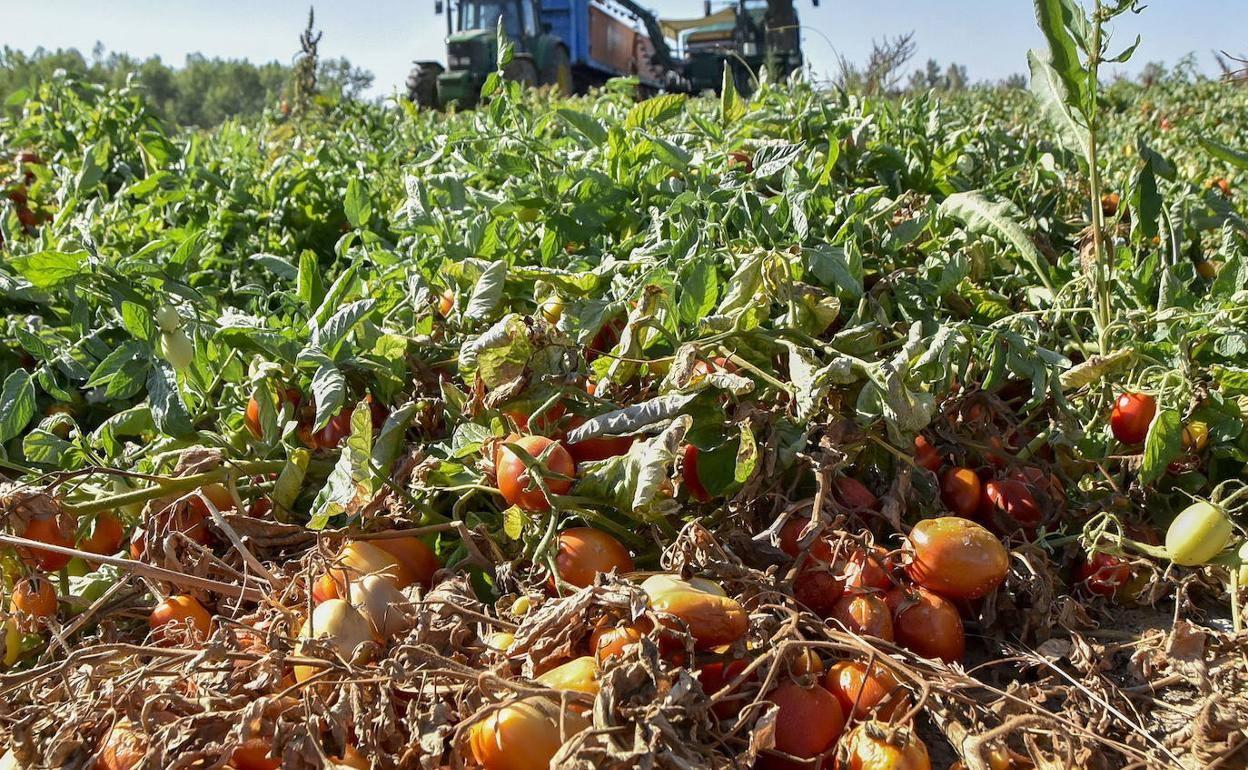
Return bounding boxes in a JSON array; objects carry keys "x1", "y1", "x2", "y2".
[
  {"x1": 1077, "y1": 552, "x2": 1131, "y2": 597},
  {"x1": 778, "y1": 518, "x2": 835, "y2": 562},
  {"x1": 247, "y1": 497, "x2": 273, "y2": 518},
  {"x1": 793, "y1": 566, "x2": 845, "y2": 617},
  {"x1": 913, "y1": 435, "x2": 942, "y2": 472},
  {"x1": 885, "y1": 587, "x2": 965, "y2": 663},
  {"x1": 1110, "y1": 392, "x2": 1156, "y2": 445},
  {"x1": 698, "y1": 656, "x2": 751, "y2": 718},
  {"x1": 834, "y1": 477, "x2": 878, "y2": 510},
  {"x1": 844, "y1": 547, "x2": 893, "y2": 591},
  {"x1": 496, "y1": 435, "x2": 576, "y2": 512},
  {"x1": 10, "y1": 575, "x2": 57, "y2": 630},
  {"x1": 149, "y1": 595, "x2": 212, "y2": 644},
  {"x1": 979, "y1": 479, "x2": 1042, "y2": 531},
  {"x1": 232, "y1": 739, "x2": 281, "y2": 770},
  {"x1": 692, "y1": 356, "x2": 738, "y2": 376},
  {"x1": 503, "y1": 403, "x2": 566, "y2": 434},
  {"x1": 586, "y1": 317, "x2": 625, "y2": 362},
  {"x1": 759, "y1": 682, "x2": 845, "y2": 770},
  {"x1": 842, "y1": 722, "x2": 931, "y2": 770},
  {"x1": 313, "y1": 407, "x2": 354, "y2": 449},
  {"x1": 940, "y1": 467, "x2": 981, "y2": 518},
  {"x1": 244, "y1": 387, "x2": 301, "y2": 438},
  {"x1": 564, "y1": 415, "x2": 635, "y2": 462},
  {"x1": 682, "y1": 444, "x2": 712, "y2": 502},
  {"x1": 18, "y1": 514, "x2": 76, "y2": 572},
  {"x1": 829, "y1": 592, "x2": 894, "y2": 641},
  {"x1": 79, "y1": 511, "x2": 125, "y2": 556},
  {"x1": 822, "y1": 660, "x2": 910, "y2": 720},
  {"x1": 905, "y1": 517, "x2": 1008, "y2": 600},
  {"x1": 553, "y1": 527, "x2": 633, "y2": 588}
]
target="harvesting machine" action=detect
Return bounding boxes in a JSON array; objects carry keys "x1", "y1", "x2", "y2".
[{"x1": 662, "y1": 0, "x2": 812, "y2": 95}]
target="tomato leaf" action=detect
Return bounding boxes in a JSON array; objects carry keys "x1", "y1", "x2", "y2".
[
  {"x1": 0, "y1": 370, "x2": 36, "y2": 443},
  {"x1": 1140, "y1": 408, "x2": 1182, "y2": 485}
]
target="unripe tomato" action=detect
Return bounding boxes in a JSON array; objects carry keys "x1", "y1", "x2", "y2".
[
  {"x1": 293, "y1": 599, "x2": 375, "y2": 682},
  {"x1": 940, "y1": 468, "x2": 981, "y2": 518},
  {"x1": 564, "y1": 415, "x2": 635, "y2": 463},
  {"x1": 154, "y1": 305, "x2": 181, "y2": 333},
  {"x1": 468, "y1": 696, "x2": 589, "y2": 770},
  {"x1": 841, "y1": 721, "x2": 931, "y2": 770},
  {"x1": 1195, "y1": 260, "x2": 1220, "y2": 280},
  {"x1": 80, "y1": 511, "x2": 125, "y2": 556},
  {"x1": 331, "y1": 541, "x2": 407, "y2": 588},
  {"x1": 554, "y1": 527, "x2": 633, "y2": 588},
  {"x1": 682, "y1": 444, "x2": 712, "y2": 502},
  {"x1": 641, "y1": 574, "x2": 748, "y2": 649},
  {"x1": 1077, "y1": 552, "x2": 1131, "y2": 596},
  {"x1": 980, "y1": 479, "x2": 1041, "y2": 531},
  {"x1": 231, "y1": 738, "x2": 280, "y2": 770},
  {"x1": 485, "y1": 631, "x2": 516, "y2": 652},
  {"x1": 19, "y1": 513, "x2": 76, "y2": 571},
  {"x1": 496, "y1": 435, "x2": 575, "y2": 512},
  {"x1": 905, "y1": 517, "x2": 1008, "y2": 600},
  {"x1": 793, "y1": 566, "x2": 845, "y2": 617},
  {"x1": 1166, "y1": 500, "x2": 1233, "y2": 566},
  {"x1": 1110, "y1": 392, "x2": 1156, "y2": 444},
  {"x1": 348, "y1": 574, "x2": 412, "y2": 641},
  {"x1": 535, "y1": 655, "x2": 599, "y2": 695},
  {"x1": 11, "y1": 575, "x2": 57, "y2": 629},
  {"x1": 149, "y1": 594, "x2": 212, "y2": 644},
  {"x1": 834, "y1": 477, "x2": 878, "y2": 510},
  {"x1": 159, "y1": 328, "x2": 194, "y2": 371},
  {"x1": 759, "y1": 682, "x2": 845, "y2": 770},
  {"x1": 1182, "y1": 421, "x2": 1209, "y2": 454},
  {"x1": 822, "y1": 660, "x2": 910, "y2": 720},
  {"x1": 829, "y1": 592, "x2": 893, "y2": 641},
  {"x1": 539, "y1": 296, "x2": 564, "y2": 324},
  {"x1": 437, "y1": 289, "x2": 455, "y2": 317},
  {"x1": 590, "y1": 621, "x2": 648, "y2": 662},
  {"x1": 2, "y1": 618, "x2": 19, "y2": 668},
  {"x1": 371, "y1": 535, "x2": 440, "y2": 588},
  {"x1": 913, "y1": 435, "x2": 942, "y2": 472},
  {"x1": 97, "y1": 720, "x2": 148, "y2": 770},
  {"x1": 885, "y1": 588, "x2": 965, "y2": 663}
]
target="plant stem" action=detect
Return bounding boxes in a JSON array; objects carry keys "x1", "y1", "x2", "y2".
[
  {"x1": 62, "y1": 461, "x2": 286, "y2": 516},
  {"x1": 1087, "y1": 0, "x2": 1111, "y2": 355}
]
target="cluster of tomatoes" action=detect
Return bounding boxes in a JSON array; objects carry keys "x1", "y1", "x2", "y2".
[
  {"x1": 1, "y1": 151, "x2": 48, "y2": 245},
  {"x1": 244, "y1": 387, "x2": 388, "y2": 451}
]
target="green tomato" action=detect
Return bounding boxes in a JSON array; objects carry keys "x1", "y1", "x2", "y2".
[
  {"x1": 539, "y1": 296, "x2": 563, "y2": 324},
  {"x1": 1237, "y1": 541, "x2": 1248, "y2": 586},
  {"x1": 154, "y1": 304, "x2": 181, "y2": 333},
  {"x1": 1165, "y1": 500, "x2": 1233, "y2": 566},
  {"x1": 159, "y1": 328, "x2": 194, "y2": 371},
  {"x1": 2, "y1": 617, "x2": 19, "y2": 667}
]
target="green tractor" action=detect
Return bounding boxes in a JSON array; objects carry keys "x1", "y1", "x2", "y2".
[{"x1": 662, "y1": 0, "x2": 810, "y2": 95}]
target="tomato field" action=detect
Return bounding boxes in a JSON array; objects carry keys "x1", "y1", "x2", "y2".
[{"x1": 2, "y1": 4, "x2": 1248, "y2": 769}]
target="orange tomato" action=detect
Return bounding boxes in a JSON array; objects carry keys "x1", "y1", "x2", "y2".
[
  {"x1": 437, "y1": 289, "x2": 455, "y2": 317},
  {"x1": 79, "y1": 511, "x2": 125, "y2": 556},
  {"x1": 231, "y1": 738, "x2": 280, "y2": 770},
  {"x1": 244, "y1": 387, "x2": 301, "y2": 438},
  {"x1": 96, "y1": 720, "x2": 148, "y2": 770},
  {"x1": 841, "y1": 721, "x2": 931, "y2": 770},
  {"x1": 759, "y1": 682, "x2": 845, "y2": 770},
  {"x1": 371, "y1": 535, "x2": 440, "y2": 588},
  {"x1": 904, "y1": 517, "x2": 1008, "y2": 600},
  {"x1": 844, "y1": 547, "x2": 893, "y2": 591},
  {"x1": 885, "y1": 588, "x2": 965, "y2": 663},
  {"x1": 641, "y1": 575, "x2": 748, "y2": 650},
  {"x1": 822, "y1": 660, "x2": 910, "y2": 720},
  {"x1": 590, "y1": 621, "x2": 649, "y2": 662},
  {"x1": 149, "y1": 595, "x2": 212, "y2": 644},
  {"x1": 468, "y1": 696, "x2": 589, "y2": 770},
  {"x1": 913, "y1": 435, "x2": 942, "y2": 472},
  {"x1": 19, "y1": 513, "x2": 76, "y2": 572},
  {"x1": 829, "y1": 592, "x2": 894, "y2": 641},
  {"x1": 311, "y1": 572, "x2": 343, "y2": 604},
  {"x1": 535, "y1": 656, "x2": 599, "y2": 695},
  {"x1": 10, "y1": 575, "x2": 57, "y2": 630},
  {"x1": 496, "y1": 435, "x2": 575, "y2": 512},
  {"x1": 333, "y1": 745, "x2": 370, "y2": 769},
  {"x1": 553, "y1": 527, "x2": 633, "y2": 588},
  {"x1": 940, "y1": 468, "x2": 981, "y2": 518}
]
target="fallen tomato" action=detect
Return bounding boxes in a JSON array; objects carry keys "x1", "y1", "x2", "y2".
[
  {"x1": 885, "y1": 587, "x2": 965, "y2": 663},
  {"x1": 590, "y1": 620, "x2": 649, "y2": 662},
  {"x1": 1077, "y1": 552, "x2": 1131, "y2": 596},
  {"x1": 149, "y1": 594, "x2": 212, "y2": 644},
  {"x1": 293, "y1": 598, "x2": 375, "y2": 682},
  {"x1": 793, "y1": 566, "x2": 845, "y2": 617},
  {"x1": 641, "y1": 574, "x2": 748, "y2": 649},
  {"x1": 370, "y1": 535, "x2": 440, "y2": 588},
  {"x1": 834, "y1": 477, "x2": 878, "y2": 510},
  {"x1": 468, "y1": 696, "x2": 589, "y2": 770},
  {"x1": 904, "y1": 517, "x2": 1008, "y2": 600},
  {"x1": 822, "y1": 660, "x2": 910, "y2": 720},
  {"x1": 535, "y1": 655, "x2": 599, "y2": 695},
  {"x1": 980, "y1": 479, "x2": 1042, "y2": 532},
  {"x1": 759, "y1": 682, "x2": 845, "y2": 770},
  {"x1": 553, "y1": 527, "x2": 633, "y2": 589},
  {"x1": 841, "y1": 721, "x2": 931, "y2": 770},
  {"x1": 829, "y1": 592, "x2": 894, "y2": 641},
  {"x1": 940, "y1": 467, "x2": 981, "y2": 518}
]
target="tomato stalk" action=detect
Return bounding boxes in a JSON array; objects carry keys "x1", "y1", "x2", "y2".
[
  {"x1": 61, "y1": 461, "x2": 286, "y2": 517},
  {"x1": 1086, "y1": 0, "x2": 1112, "y2": 355}
]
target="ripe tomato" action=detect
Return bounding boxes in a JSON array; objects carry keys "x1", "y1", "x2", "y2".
[
  {"x1": 247, "y1": 496, "x2": 273, "y2": 518},
  {"x1": 1110, "y1": 392, "x2": 1156, "y2": 445},
  {"x1": 1166, "y1": 500, "x2": 1233, "y2": 566},
  {"x1": 980, "y1": 479, "x2": 1042, "y2": 532},
  {"x1": 590, "y1": 621, "x2": 649, "y2": 662},
  {"x1": 834, "y1": 477, "x2": 878, "y2": 510},
  {"x1": 845, "y1": 547, "x2": 893, "y2": 591},
  {"x1": 913, "y1": 435, "x2": 942, "y2": 472},
  {"x1": 468, "y1": 696, "x2": 589, "y2": 770},
  {"x1": 830, "y1": 592, "x2": 894, "y2": 641},
  {"x1": 553, "y1": 527, "x2": 633, "y2": 588},
  {"x1": 885, "y1": 587, "x2": 965, "y2": 663},
  {"x1": 792, "y1": 566, "x2": 845, "y2": 617},
  {"x1": 1077, "y1": 552, "x2": 1131, "y2": 596},
  {"x1": 313, "y1": 407, "x2": 354, "y2": 449},
  {"x1": 149, "y1": 595, "x2": 212, "y2": 644},
  {"x1": 841, "y1": 721, "x2": 931, "y2": 770},
  {"x1": 333, "y1": 745, "x2": 370, "y2": 769},
  {"x1": 1101, "y1": 192, "x2": 1120, "y2": 218},
  {"x1": 496, "y1": 435, "x2": 575, "y2": 512},
  {"x1": 759, "y1": 682, "x2": 845, "y2": 770},
  {"x1": 682, "y1": 444, "x2": 712, "y2": 502},
  {"x1": 585, "y1": 317, "x2": 625, "y2": 362},
  {"x1": 79, "y1": 511, "x2": 125, "y2": 556},
  {"x1": 698, "y1": 655, "x2": 751, "y2": 718},
  {"x1": 641, "y1": 574, "x2": 748, "y2": 650},
  {"x1": 535, "y1": 655, "x2": 599, "y2": 696},
  {"x1": 822, "y1": 660, "x2": 910, "y2": 720},
  {"x1": 10, "y1": 575, "x2": 57, "y2": 630},
  {"x1": 778, "y1": 518, "x2": 835, "y2": 562},
  {"x1": 372, "y1": 535, "x2": 440, "y2": 588},
  {"x1": 692, "y1": 356, "x2": 737, "y2": 376},
  {"x1": 1195, "y1": 260, "x2": 1220, "y2": 280},
  {"x1": 564, "y1": 415, "x2": 634, "y2": 463},
  {"x1": 940, "y1": 468, "x2": 981, "y2": 518},
  {"x1": 905, "y1": 517, "x2": 1008, "y2": 600},
  {"x1": 232, "y1": 739, "x2": 280, "y2": 770},
  {"x1": 503, "y1": 403, "x2": 566, "y2": 434},
  {"x1": 437, "y1": 289, "x2": 455, "y2": 317},
  {"x1": 311, "y1": 572, "x2": 343, "y2": 604},
  {"x1": 245, "y1": 387, "x2": 301, "y2": 438},
  {"x1": 19, "y1": 513, "x2": 76, "y2": 572},
  {"x1": 97, "y1": 720, "x2": 148, "y2": 770}
]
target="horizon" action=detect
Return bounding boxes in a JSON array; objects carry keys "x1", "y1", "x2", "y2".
[{"x1": 2, "y1": 1, "x2": 1245, "y2": 99}]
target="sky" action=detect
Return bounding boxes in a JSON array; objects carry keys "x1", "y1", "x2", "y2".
[{"x1": 1, "y1": 0, "x2": 1245, "y2": 97}]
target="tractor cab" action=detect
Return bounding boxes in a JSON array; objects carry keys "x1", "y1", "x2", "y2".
[{"x1": 662, "y1": 0, "x2": 805, "y2": 95}]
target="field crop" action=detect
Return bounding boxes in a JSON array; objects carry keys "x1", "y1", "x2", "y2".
[{"x1": 2, "y1": 7, "x2": 1248, "y2": 770}]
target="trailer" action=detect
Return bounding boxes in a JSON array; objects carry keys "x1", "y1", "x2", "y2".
[{"x1": 409, "y1": 0, "x2": 679, "y2": 108}]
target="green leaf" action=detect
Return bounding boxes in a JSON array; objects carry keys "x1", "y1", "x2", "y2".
[
  {"x1": 625, "y1": 94, "x2": 686, "y2": 129},
  {"x1": 344, "y1": 178, "x2": 373, "y2": 229},
  {"x1": 677, "y1": 258, "x2": 718, "y2": 324},
  {"x1": 9, "y1": 251, "x2": 88, "y2": 289},
  {"x1": 297, "y1": 250, "x2": 324, "y2": 308},
  {"x1": 1031, "y1": 0, "x2": 1086, "y2": 109},
  {"x1": 0, "y1": 370, "x2": 36, "y2": 443},
  {"x1": 556, "y1": 109, "x2": 607, "y2": 145},
  {"x1": 1140, "y1": 408, "x2": 1182, "y2": 485},
  {"x1": 1201, "y1": 138, "x2": 1248, "y2": 172},
  {"x1": 120, "y1": 300, "x2": 157, "y2": 342},
  {"x1": 465, "y1": 260, "x2": 507, "y2": 322},
  {"x1": 309, "y1": 401, "x2": 375, "y2": 529},
  {"x1": 1027, "y1": 50, "x2": 1089, "y2": 154},
  {"x1": 939, "y1": 191, "x2": 1056, "y2": 294},
  {"x1": 503, "y1": 506, "x2": 525, "y2": 540},
  {"x1": 272, "y1": 448, "x2": 310, "y2": 516},
  {"x1": 250, "y1": 253, "x2": 298, "y2": 280},
  {"x1": 720, "y1": 63, "x2": 746, "y2": 126},
  {"x1": 307, "y1": 355, "x2": 346, "y2": 431},
  {"x1": 146, "y1": 361, "x2": 194, "y2": 438}
]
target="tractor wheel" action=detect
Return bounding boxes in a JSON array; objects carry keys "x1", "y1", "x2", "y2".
[
  {"x1": 541, "y1": 46, "x2": 574, "y2": 96},
  {"x1": 407, "y1": 62, "x2": 443, "y2": 107},
  {"x1": 503, "y1": 56, "x2": 539, "y2": 88}
]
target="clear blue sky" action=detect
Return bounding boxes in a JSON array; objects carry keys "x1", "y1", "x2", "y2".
[{"x1": 2, "y1": 1, "x2": 1244, "y2": 96}]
